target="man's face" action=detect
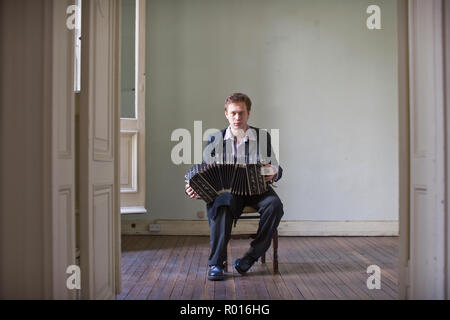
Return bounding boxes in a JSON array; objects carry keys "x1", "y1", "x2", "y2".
[{"x1": 225, "y1": 102, "x2": 250, "y2": 131}]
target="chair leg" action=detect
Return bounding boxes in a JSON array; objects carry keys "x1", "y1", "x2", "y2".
[
  {"x1": 273, "y1": 229, "x2": 279, "y2": 274},
  {"x1": 261, "y1": 253, "x2": 266, "y2": 264},
  {"x1": 224, "y1": 243, "x2": 230, "y2": 272}
]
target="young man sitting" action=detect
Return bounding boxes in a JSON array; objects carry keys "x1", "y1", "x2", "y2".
[{"x1": 185, "y1": 93, "x2": 284, "y2": 281}]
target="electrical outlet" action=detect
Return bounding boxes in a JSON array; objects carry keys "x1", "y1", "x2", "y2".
[
  {"x1": 197, "y1": 211, "x2": 205, "y2": 219},
  {"x1": 149, "y1": 224, "x2": 161, "y2": 232}
]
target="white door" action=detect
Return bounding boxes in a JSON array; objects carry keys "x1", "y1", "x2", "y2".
[
  {"x1": 0, "y1": 0, "x2": 77, "y2": 299},
  {"x1": 79, "y1": 0, "x2": 121, "y2": 299},
  {"x1": 409, "y1": 0, "x2": 446, "y2": 299},
  {"x1": 50, "y1": 0, "x2": 78, "y2": 299}
]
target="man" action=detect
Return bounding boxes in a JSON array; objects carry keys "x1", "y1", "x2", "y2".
[{"x1": 185, "y1": 93, "x2": 284, "y2": 281}]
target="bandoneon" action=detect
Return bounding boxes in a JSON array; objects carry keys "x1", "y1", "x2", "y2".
[{"x1": 185, "y1": 162, "x2": 269, "y2": 203}]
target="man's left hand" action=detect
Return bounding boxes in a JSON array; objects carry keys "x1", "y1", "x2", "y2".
[{"x1": 263, "y1": 164, "x2": 276, "y2": 182}]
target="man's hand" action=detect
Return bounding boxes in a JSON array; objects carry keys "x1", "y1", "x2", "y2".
[
  {"x1": 262, "y1": 164, "x2": 276, "y2": 182},
  {"x1": 185, "y1": 184, "x2": 201, "y2": 199}
]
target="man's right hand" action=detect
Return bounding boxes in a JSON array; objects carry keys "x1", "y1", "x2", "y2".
[{"x1": 185, "y1": 184, "x2": 201, "y2": 199}]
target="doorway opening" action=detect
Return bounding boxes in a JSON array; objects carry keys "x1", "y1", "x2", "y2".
[{"x1": 116, "y1": 0, "x2": 406, "y2": 300}]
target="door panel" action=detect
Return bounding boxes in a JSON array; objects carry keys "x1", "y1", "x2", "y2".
[
  {"x1": 79, "y1": 0, "x2": 120, "y2": 300},
  {"x1": 51, "y1": 0, "x2": 77, "y2": 299}
]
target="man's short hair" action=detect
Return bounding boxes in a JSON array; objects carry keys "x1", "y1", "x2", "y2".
[{"x1": 224, "y1": 93, "x2": 252, "y2": 112}]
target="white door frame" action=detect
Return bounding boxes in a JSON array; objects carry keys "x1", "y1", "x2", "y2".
[
  {"x1": 397, "y1": 0, "x2": 411, "y2": 300},
  {"x1": 405, "y1": 0, "x2": 448, "y2": 299},
  {"x1": 443, "y1": 0, "x2": 450, "y2": 300}
]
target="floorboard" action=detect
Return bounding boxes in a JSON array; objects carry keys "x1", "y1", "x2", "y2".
[{"x1": 117, "y1": 235, "x2": 399, "y2": 300}]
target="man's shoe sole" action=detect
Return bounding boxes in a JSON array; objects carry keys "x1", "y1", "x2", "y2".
[
  {"x1": 234, "y1": 266, "x2": 246, "y2": 275},
  {"x1": 208, "y1": 275, "x2": 224, "y2": 281},
  {"x1": 234, "y1": 259, "x2": 249, "y2": 275}
]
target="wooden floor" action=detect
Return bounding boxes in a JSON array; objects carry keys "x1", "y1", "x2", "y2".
[{"x1": 117, "y1": 235, "x2": 399, "y2": 300}]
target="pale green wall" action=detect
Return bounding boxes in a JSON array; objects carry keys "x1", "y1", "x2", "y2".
[{"x1": 124, "y1": 0, "x2": 398, "y2": 221}]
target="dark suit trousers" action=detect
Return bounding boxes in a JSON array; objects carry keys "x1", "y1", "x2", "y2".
[{"x1": 207, "y1": 187, "x2": 284, "y2": 266}]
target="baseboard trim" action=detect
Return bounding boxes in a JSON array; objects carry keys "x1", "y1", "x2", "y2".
[
  {"x1": 121, "y1": 219, "x2": 399, "y2": 236},
  {"x1": 120, "y1": 206, "x2": 147, "y2": 215}
]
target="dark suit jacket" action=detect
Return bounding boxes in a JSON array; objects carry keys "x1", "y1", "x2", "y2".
[{"x1": 204, "y1": 126, "x2": 283, "y2": 221}]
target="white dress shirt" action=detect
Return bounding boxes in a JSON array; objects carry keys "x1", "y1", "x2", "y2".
[{"x1": 223, "y1": 126, "x2": 278, "y2": 180}]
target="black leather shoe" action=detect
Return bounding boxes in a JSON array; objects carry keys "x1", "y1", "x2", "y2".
[
  {"x1": 234, "y1": 256, "x2": 256, "y2": 275},
  {"x1": 208, "y1": 265, "x2": 224, "y2": 281}
]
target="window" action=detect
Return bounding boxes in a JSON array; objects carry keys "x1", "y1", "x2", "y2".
[{"x1": 120, "y1": 0, "x2": 137, "y2": 119}]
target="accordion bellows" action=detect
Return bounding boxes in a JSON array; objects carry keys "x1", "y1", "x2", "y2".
[{"x1": 185, "y1": 163, "x2": 268, "y2": 203}]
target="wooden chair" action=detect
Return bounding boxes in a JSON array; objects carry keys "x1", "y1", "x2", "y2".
[{"x1": 225, "y1": 206, "x2": 279, "y2": 274}]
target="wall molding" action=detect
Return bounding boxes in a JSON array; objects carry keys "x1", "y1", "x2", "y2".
[{"x1": 121, "y1": 219, "x2": 399, "y2": 236}]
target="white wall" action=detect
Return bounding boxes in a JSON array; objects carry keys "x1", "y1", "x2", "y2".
[{"x1": 123, "y1": 0, "x2": 398, "y2": 222}]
